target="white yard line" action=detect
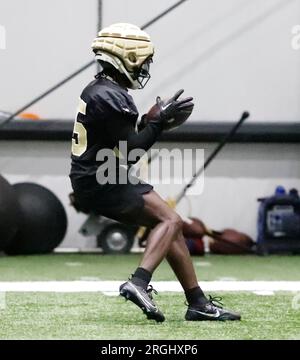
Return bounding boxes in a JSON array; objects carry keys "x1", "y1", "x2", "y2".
[{"x1": 0, "y1": 281, "x2": 300, "y2": 293}]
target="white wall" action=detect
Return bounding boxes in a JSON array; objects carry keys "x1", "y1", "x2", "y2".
[
  {"x1": 104, "y1": 0, "x2": 300, "y2": 122},
  {"x1": 0, "y1": 0, "x2": 98, "y2": 119},
  {"x1": 0, "y1": 141, "x2": 299, "y2": 247},
  {"x1": 0, "y1": 0, "x2": 300, "y2": 121}
]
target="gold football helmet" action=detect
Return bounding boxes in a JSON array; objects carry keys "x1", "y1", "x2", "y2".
[{"x1": 92, "y1": 23, "x2": 154, "y2": 89}]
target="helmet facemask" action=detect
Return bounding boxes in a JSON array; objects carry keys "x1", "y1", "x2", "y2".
[
  {"x1": 95, "y1": 51, "x2": 152, "y2": 90},
  {"x1": 131, "y1": 57, "x2": 153, "y2": 89}
]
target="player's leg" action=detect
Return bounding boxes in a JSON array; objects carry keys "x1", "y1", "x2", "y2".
[
  {"x1": 138, "y1": 190, "x2": 183, "y2": 272},
  {"x1": 120, "y1": 190, "x2": 184, "y2": 322},
  {"x1": 166, "y1": 231, "x2": 201, "y2": 291},
  {"x1": 166, "y1": 231, "x2": 241, "y2": 321}
]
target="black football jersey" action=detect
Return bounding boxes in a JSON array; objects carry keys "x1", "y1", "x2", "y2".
[{"x1": 69, "y1": 76, "x2": 161, "y2": 191}]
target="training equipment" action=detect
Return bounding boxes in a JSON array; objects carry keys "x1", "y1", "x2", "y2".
[
  {"x1": 183, "y1": 217, "x2": 206, "y2": 238},
  {"x1": 97, "y1": 223, "x2": 137, "y2": 254},
  {"x1": 92, "y1": 23, "x2": 154, "y2": 89},
  {"x1": 74, "y1": 207, "x2": 137, "y2": 254},
  {"x1": 183, "y1": 218, "x2": 254, "y2": 255},
  {"x1": 175, "y1": 111, "x2": 250, "y2": 203},
  {"x1": 209, "y1": 229, "x2": 254, "y2": 255},
  {"x1": 183, "y1": 218, "x2": 205, "y2": 255},
  {"x1": 119, "y1": 281, "x2": 165, "y2": 323},
  {"x1": 257, "y1": 186, "x2": 300, "y2": 255},
  {"x1": 144, "y1": 89, "x2": 194, "y2": 131},
  {"x1": 0, "y1": 175, "x2": 20, "y2": 250},
  {"x1": 185, "y1": 295, "x2": 241, "y2": 321},
  {"x1": 4, "y1": 183, "x2": 67, "y2": 255},
  {"x1": 18, "y1": 112, "x2": 41, "y2": 120},
  {"x1": 185, "y1": 237, "x2": 205, "y2": 255}
]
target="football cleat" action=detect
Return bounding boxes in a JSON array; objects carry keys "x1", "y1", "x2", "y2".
[
  {"x1": 119, "y1": 281, "x2": 165, "y2": 323},
  {"x1": 185, "y1": 295, "x2": 241, "y2": 321}
]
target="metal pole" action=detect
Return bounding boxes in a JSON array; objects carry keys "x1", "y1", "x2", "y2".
[{"x1": 175, "y1": 111, "x2": 250, "y2": 203}]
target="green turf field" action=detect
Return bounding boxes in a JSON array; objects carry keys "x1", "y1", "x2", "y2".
[
  {"x1": 0, "y1": 253, "x2": 299, "y2": 281},
  {"x1": 0, "y1": 254, "x2": 299, "y2": 340},
  {"x1": 0, "y1": 292, "x2": 299, "y2": 340}
]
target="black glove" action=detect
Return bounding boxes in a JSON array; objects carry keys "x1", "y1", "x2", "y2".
[{"x1": 146, "y1": 89, "x2": 193, "y2": 125}]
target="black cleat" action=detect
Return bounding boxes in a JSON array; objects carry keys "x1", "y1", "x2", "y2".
[
  {"x1": 120, "y1": 281, "x2": 165, "y2": 323},
  {"x1": 185, "y1": 295, "x2": 241, "y2": 321}
]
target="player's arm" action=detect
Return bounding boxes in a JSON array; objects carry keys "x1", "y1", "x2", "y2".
[{"x1": 107, "y1": 114, "x2": 162, "y2": 154}]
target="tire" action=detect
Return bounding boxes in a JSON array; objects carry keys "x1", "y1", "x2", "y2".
[{"x1": 97, "y1": 223, "x2": 136, "y2": 254}]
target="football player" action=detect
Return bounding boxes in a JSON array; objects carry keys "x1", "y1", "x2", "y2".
[{"x1": 69, "y1": 23, "x2": 240, "y2": 322}]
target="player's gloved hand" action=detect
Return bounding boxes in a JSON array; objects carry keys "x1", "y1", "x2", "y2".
[{"x1": 145, "y1": 89, "x2": 193, "y2": 125}]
